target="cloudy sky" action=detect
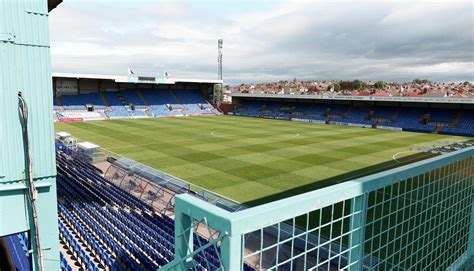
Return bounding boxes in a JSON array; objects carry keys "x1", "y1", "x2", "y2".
[{"x1": 49, "y1": 0, "x2": 474, "y2": 84}]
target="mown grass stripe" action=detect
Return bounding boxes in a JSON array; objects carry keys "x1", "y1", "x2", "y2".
[{"x1": 55, "y1": 115, "x2": 466, "y2": 203}]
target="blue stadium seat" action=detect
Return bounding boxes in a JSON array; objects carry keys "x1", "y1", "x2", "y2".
[
  {"x1": 232, "y1": 100, "x2": 473, "y2": 136},
  {"x1": 60, "y1": 93, "x2": 105, "y2": 110},
  {"x1": 56, "y1": 151, "x2": 257, "y2": 270}
]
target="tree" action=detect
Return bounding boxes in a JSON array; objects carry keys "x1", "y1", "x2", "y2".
[
  {"x1": 279, "y1": 80, "x2": 288, "y2": 86},
  {"x1": 352, "y1": 79, "x2": 367, "y2": 90},
  {"x1": 339, "y1": 81, "x2": 353, "y2": 90},
  {"x1": 374, "y1": 80, "x2": 386, "y2": 89},
  {"x1": 412, "y1": 79, "x2": 431, "y2": 84},
  {"x1": 327, "y1": 84, "x2": 341, "y2": 92},
  {"x1": 293, "y1": 77, "x2": 297, "y2": 83}
]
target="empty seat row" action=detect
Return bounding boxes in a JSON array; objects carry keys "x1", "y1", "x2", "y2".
[
  {"x1": 54, "y1": 89, "x2": 219, "y2": 119},
  {"x1": 56, "y1": 151, "x2": 242, "y2": 270},
  {"x1": 233, "y1": 101, "x2": 472, "y2": 136}
]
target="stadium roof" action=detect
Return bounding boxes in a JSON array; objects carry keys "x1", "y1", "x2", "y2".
[
  {"x1": 52, "y1": 72, "x2": 223, "y2": 85},
  {"x1": 77, "y1": 141, "x2": 100, "y2": 150},
  {"x1": 55, "y1": 132, "x2": 71, "y2": 138},
  {"x1": 230, "y1": 92, "x2": 474, "y2": 104},
  {"x1": 48, "y1": 0, "x2": 62, "y2": 12}
]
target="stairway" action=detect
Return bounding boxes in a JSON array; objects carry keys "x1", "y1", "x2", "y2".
[
  {"x1": 136, "y1": 89, "x2": 149, "y2": 106},
  {"x1": 169, "y1": 90, "x2": 185, "y2": 110},
  {"x1": 342, "y1": 106, "x2": 352, "y2": 118},
  {"x1": 145, "y1": 110, "x2": 154, "y2": 117},
  {"x1": 433, "y1": 125, "x2": 444, "y2": 134},
  {"x1": 450, "y1": 110, "x2": 464, "y2": 127},
  {"x1": 53, "y1": 111, "x2": 59, "y2": 121},
  {"x1": 99, "y1": 93, "x2": 110, "y2": 107},
  {"x1": 207, "y1": 99, "x2": 223, "y2": 114},
  {"x1": 391, "y1": 108, "x2": 400, "y2": 122},
  {"x1": 116, "y1": 91, "x2": 128, "y2": 107},
  {"x1": 55, "y1": 96, "x2": 65, "y2": 111},
  {"x1": 98, "y1": 111, "x2": 108, "y2": 119},
  {"x1": 420, "y1": 113, "x2": 430, "y2": 124},
  {"x1": 56, "y1": 96, "x2": 63, "y2": 106}
]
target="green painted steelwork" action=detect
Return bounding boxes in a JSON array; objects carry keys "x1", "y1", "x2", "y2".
[
  {"x1": 161, "y1": 147, "x2": 473, "y2": 270},
  {"x1": 0, "y1": 0, "x2": 59, "y2": 270}
]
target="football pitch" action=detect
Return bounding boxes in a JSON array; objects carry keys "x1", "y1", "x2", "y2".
[{"x1": 55, "y1": 115, "x2": 466, "y2": 205}]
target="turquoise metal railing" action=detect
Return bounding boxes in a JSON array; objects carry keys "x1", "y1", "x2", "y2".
[{"x1": 161, "y1": 147, "x2": 473, "y2": 270}]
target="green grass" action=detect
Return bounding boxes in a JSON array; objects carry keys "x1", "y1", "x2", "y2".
[{"x1": 54, "y1": 115, "x2": 466, "y2": 204}]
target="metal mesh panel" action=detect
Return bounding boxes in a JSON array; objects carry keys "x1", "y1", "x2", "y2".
[
  {"x1": 162, "y1": 148, "x2": 474, "y2": 271},
  {"x1": 242, "y1": 198, "x2": 360, "y2": 270},
  {"x1": 363, "y1": 157, "x2": 473, "y2": 270},
  {"x1": 240, "y1": 157, "x2": 473, "y2": 271}
]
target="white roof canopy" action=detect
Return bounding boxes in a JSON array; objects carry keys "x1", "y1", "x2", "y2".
[
  {"x1": 53, "y1": 72, "x2": 223, "y2": 85},
  {"x1": 77, "y1": 142, "x2": 100, "y2": 150},
  {"x1": 56, "y1": 132, "x2": 71, "y2": 138}
]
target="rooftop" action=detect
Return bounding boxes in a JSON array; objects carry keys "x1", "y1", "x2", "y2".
[{"x1": 53, "y1": 72, "x2": 223, "y2": 85}]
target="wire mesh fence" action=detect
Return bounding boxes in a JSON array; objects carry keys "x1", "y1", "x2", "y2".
[{"x1": 164, "y1": 147, "x2": 473, "y2": 271}]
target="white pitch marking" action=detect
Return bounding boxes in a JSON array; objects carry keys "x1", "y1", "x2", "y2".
[
  {"x1": 286, "y1": 133, "x2": 300, "y2": 138},
  {"x1": 392, "y1": 150, "x2": 417, "y2": 163},
  {"x1": 210, "y1": 131, "x2": 223, "y2": 137}
]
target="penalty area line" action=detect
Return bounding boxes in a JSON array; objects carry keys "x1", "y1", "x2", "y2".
[{"x1": 392, "y1": 150, "x2": 418, "y2": 163}]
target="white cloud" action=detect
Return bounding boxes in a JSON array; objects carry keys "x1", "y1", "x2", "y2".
[
  {"x1": 399, "y1": 62, "x2": 474, "y2": 74},
  {"x1": 49, "y1": 0, "x2": 474, "y2": 84}
]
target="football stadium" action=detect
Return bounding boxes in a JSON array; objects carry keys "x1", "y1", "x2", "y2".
[{"x1": 1, "y1": 1, "x2": 473, "y2": 271}]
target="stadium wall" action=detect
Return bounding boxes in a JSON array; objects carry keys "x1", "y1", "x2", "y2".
[
  {"x1": 218, "y1": 103, "x2": 235, "y2": 113},
  {"x1": 0, "y1": 0, "x2": 59, "y2": 270},
  {"x1": 162, "y1": 147, "x2": 474, "y2": 270}
]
